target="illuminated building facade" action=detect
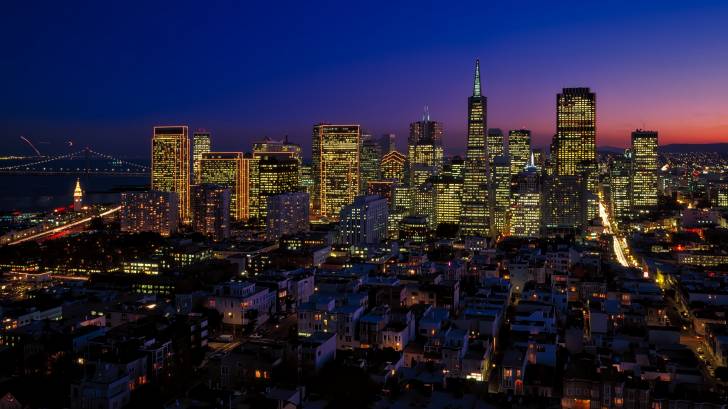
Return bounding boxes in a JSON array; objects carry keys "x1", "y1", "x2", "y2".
[
  {"x1": 338, "y1": 195, "x2": 389, "y2": 247},
  {"x1": 486, "y1": 128, "x2": 505, "y2": 169},
  {"x1": 554, "y1": 88, "x2": 596, "y2": 178},
  {"x1": 461, "y1": 59, "x2": 489, "y2": 237},
  {"x1": 490, "y1": 155, "x2": 511, "y2": 238},
  {"x1": 510, "y1": 155, "x2": 541, "y2": 237},
  {"x1": 408, "y1": 110, "x2": 444, "y2": 189},
  {"x1": 432, "y1": 175, "x2": 463, "y2": 227},
  {"x1": 192, "y1": 130, "x2": 211, "y2": 184},
  {"x1": 508, "y1": 129, "x2": 531, "y2": 175},
  {"x1": 73, "y1": 178, "x2": 83, "y2": 211},
  {"x1": 120, "y1": 191, "x2": 179, "y2": 236},
  {"x1": 381, "y1": 150, "x2": 407, "y2": 183},
  {"x1": 367, "y1": 180, "x2": 397, "y2": 206},
  {"x1": 608, "y1": 152, "x2": 633, "y2": 227},
  {"x1": 399, "y1": 215, "x2": 430, "y2": 244},
  {"x1": 199, "y1": 152, "x2": 248, "y2": 221},
  {"x1": 151, "y1": 125, "x2": 190, "y2": 222},
  {"x1": 360, "y1": 135, "x2": 381, "y2": 193},
  {"x1": 412, "y1": 182, "x2": 435, "y2": 229},
  {"x1": 631, "y1": 129, "x2": 658, "y2": 213},
  {"x1": 190, "y1": 184, "x2": 230, "y2": 241},
  {"x1": 256, "y1": 155, "x2": 299, "y2": 222},
  {"x1": 266, "y1": 191, "x2": 310, "y2": 240},
  {"x1": 312, "y1": 124, "x2": 361, "y2": 221}
]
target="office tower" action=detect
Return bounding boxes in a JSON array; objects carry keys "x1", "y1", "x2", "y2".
[
  {"x1": 312, "y1": 124, "x2": 361, "y2": 221},
  {"x1": 510, "y1": 155, "x2": 542, "y2": 238},
  {"x1": 409, "y1": 107, "x2": 443, "y2": 146},
  {"x1": 399, "y1": 215, "x2": 430, "y2": 243},
  {"x1": 554, "y1": 88, "x2": 597, "y2": 177},
  {"x1": 631, "y1": 130, "x2": 658, "y2": 213},
  {"x1": 408, "y1": 110, "x2": 444, "y2": 188},
  {"x1": 378, "y1": 133, "x2": 396, "y2": 155},
  {"x1": 412, "y1": 182, "x2": 435, "y2": 229},
  {"x1": 432, "y1": 174, "x2": 463, "y2": 227},
  {"x1": 508, "y1": 129, "x2": 531, "y2": 175},
  {"x1": 256, "y1": 155, "x2": 300, "y2": 221},
  {"x1": 73, "y1": 178, "x2": 83, "y2": 211},
  {"x1": 199, "y1": 152, "x2": 248, "y2": 221},
  {"x1": 192, "y1": 130, "x2": 211, "y2": 184},
  {"x1": 461, "y1": 59, "x2": 489, "y2": 237},
  {"x1": 608, "y1": 152, "x2": 633, "y2": 227},
  {"x1": 300, "y1": 164, "x2": 314, "y2": 200},
  {"x1": 360, "y1": 135, "x2": 382, "y2": 192},
  {"x1": 338, "y1": 195, "x2": 389, "y2": 247},
  {"x1": 120, "y1": 191, "x2": 179, "y2": 236},
  {"x1": 546, "y1": 88, "x2": 597, "y2": 231},
  {"x1": 381, "y1": 150, "x2": 407, "y2": 183},
  {"x1": 408, "y1": 143, "x2": 444, "y2": 188},
  {"x1": 266, "y1": 191, "x2": 310, "y2": 240},
  {"x1": 190, "y1": 184, "x2": 230, "y2": 241},
  {"x1": 367, "y1": 180, "x2": 397, "y2": 206},
  {"x1": 486, "y1": 128, "x2": 505, "y2": 168},
  {"x1": 392, "y1": 185, "x2": 412, "y2": 214},
  {"x1": 490, "y1": 155, "x2": 511, "y2": 238},
  {"x1": 151, "y1": 126, "x2": 190, "y2": 222}
]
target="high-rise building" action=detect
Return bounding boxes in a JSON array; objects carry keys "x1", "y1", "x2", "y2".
[
  {"x1": 508, "y1": 129, "x2": 531, "y2": 175},
  {"x1": 432, "y1": 175, "x2": 463, "y2": 227},
  {"x1": 409, "y1": 107, "x2": 443, "y2": 146},
  {"x1": 490, "y1": 155, "x2": 511, "y2": 238},
  {"x1": 408, "y1": 110, "x2": 444, "y2": 189},
  {"x1": 486, "y1": 128, "x2": 505, "y2": 168},
  {"x1": 360, "y1": 135, "x2": 381, "y2": 192},
  {"x1": 256, "y1": 155, "x2": 300, "y2": 222},
  {"x1": 192, "y1": 130, "x2": 211, "y2": 184},
  {"x1": 631, "y1": 130, "x2": 658, "y2": 213},
  {"x1": 199, "y1": 152, "x2": 249, "y2": 221},
  {"x1": 460, "y1": 59, "x2": 489, "y2": 237},
  {"x1": 312, "y1": 124, "x2": 361, "y2": 221},
  {"x1": 73, "y1": 178, "x2": 83, "y2": 211},
  {"x1": 252, "y1": 136, "x2": 302, "y2": 166},
  {"x1": 367, "y1": 180, "x2": 397, "y2": 207},
  {"x1": 190, "y1": 184, "x2": 230, "y2": 241},
  {"x1": 412, "y1": 182, "x2": 435, "y2": 229},
  {"x1": 510, "y1": 155, "x2": 542, "y2": 238},
  {"x1": 554, "y1": 88, "x2": 596, "y2": 178},
  {"x1": 151, "y1": 126, "x2": 190, "y2": 222},
  {"x1": 381, "y1": 151, "x2": 407, "y2": 183},
  {"x1": 608, "y1": 152, "x2": 633, "y2": 227},
  {"x1": 266, "y1": 191, "x2": 310, "y2": 240},
  {"x1": 120, "y1": 191, "x2": 179, "y2": 236},
  {"x1": 338, "y1": 195, "x2": 389, "y2": 247}
]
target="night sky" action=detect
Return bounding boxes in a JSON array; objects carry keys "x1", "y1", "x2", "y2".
[{"x1": 2, "y1": 1, "x2": 728, "y2": 158}]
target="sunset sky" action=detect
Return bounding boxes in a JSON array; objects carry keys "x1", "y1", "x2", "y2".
[{"x1": 2, "y1": 0, "x2": 728, "y2": 157}]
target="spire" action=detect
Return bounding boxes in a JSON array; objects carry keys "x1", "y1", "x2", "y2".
[
  {"x1": 423, "y1": 105, "x2": 430, "y2": 122},
  {"x1": 74, "y1": 178, "x2": 83, "y2": 198},
  {"x1": 473, "y1": 59, "x2": 482, "y2": 97},
  {"x1": 525, "y1": 151, "x2": 537, "y2": 171}
]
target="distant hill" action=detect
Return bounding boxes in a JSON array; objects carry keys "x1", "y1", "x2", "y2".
[
  {"x1": 658, "y1": 143, "x2": 728, "y2": 154},
  {"x1": 597, "y1": 146, "x2": 626, "y2": 154}
]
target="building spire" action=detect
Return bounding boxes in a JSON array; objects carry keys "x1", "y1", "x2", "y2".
[
  {"x1": 525, "y1": 150, "x2": 537, "y2": 171},
  {"x1": 423, "y1": 105, "x2": 430, "y2": 122},
  {"x1": 473, "y1": 59, "x2": 482, "y2": 97}
]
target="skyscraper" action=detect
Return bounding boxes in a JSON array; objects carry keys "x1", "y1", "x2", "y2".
[
  {"x1": 486, "y1": 128, "x2": 505, "y2": 168},
  {"x1": 378, "y1": 133, "x2": 396, "y2": 155},
  {"x1": 460, "y1": 59, "x2": 489, "y2": 237},
  {"x1": 490, "y1": 155, "x2": 511, "y2": 238},
  {"x1": 433, "y1": 174, "x2": 463, "y2": 227},
  {"x1": 508, "y1": 129, "x2": 531, "y2": 175},
  {"x1": 151, "y1": 126, "x2": 190, "y2": 222},
  {"x1": 608, "y1": 151, "x2": 633, "y2": 228},
  {"x1": 554, "y1": 88, "x2": 597, "y2": 178},
  {"x1": 381, "y1": 151, "x2": 407, "y2": 183},
  {"x1": 312, "y1": 124, "x2": 361, "y2": 221},
  {"x1": 199, "y1": 152, "x2": 248, "y2": 221},
  {"x1": 190, "y1": 184, "x2": 230, "y2": 241},
  {"x1": 360, "y1": 135, "x2": 381, "y2": 193},
  {"x1": 510, "y1": 155, "x2": 542, "y2": 238},
  {"x1": 192, "y1": 130, "x2": 211, "y2": 184},
  {"x1": 631, "y1": 129, "x2": 658, "y2": 213},
  {"x1": 408, "y1": 109, "x2": 444, "y2": 189},
  {"x1": 256, "y1": 155, "x2": 300, "y2": 222}
]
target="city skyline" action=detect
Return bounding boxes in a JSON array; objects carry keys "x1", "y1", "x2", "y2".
[{"x1": 3, "y1": 1, "x2": 728, "y2": 157}]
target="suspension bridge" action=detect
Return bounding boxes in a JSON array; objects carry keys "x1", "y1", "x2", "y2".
[{"x1": 0, "y1": 147, "x2": 150, "y2": 176}]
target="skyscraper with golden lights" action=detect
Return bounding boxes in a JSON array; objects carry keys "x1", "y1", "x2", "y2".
[
  {"x1": 312, "y1": 124, "x2": 361, "y2": 221},
  {"x1": 192, "y1": 130, "x2": 211, "y2": 184},
  {"x1": 554, "y1": 88, "x2": 596, "y2": 177},
  {"x1": 461, "y1": 59, "x2": 489, "y2": 238},
  {"x1": 199, "y1": 152, "x2": 249, "y2": 221},
  {"x1": 631, "y1": 129, "x2": 658, "y2": 214},
  {"x1": 508, "y1": 129, "x2": 531, "y2": 175},
  {"x1": 381, "y1": 150, "x2": 406, "y2": 183},
  {"x1": 151, "y1": 126, "x2": 190, "y2": 222}
]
